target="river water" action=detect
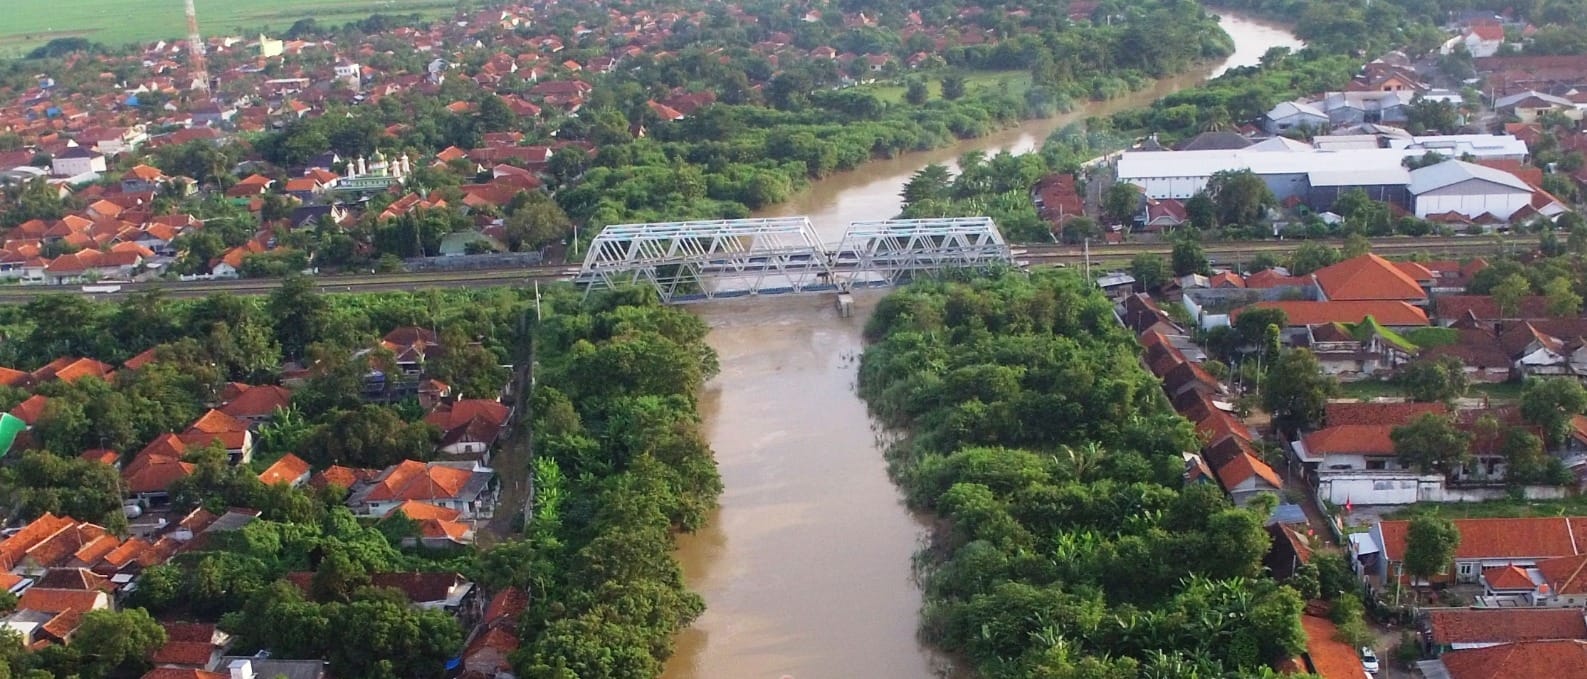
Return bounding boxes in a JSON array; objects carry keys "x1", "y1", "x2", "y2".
[
  {"x1": 662, "y1": 13, "x2": 1301, "y2": 679},
  {"x1": 755, "y1": 12, "x2": 1304, "y2": 245}
]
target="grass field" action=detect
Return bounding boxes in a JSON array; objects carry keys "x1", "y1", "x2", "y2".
[
  {"x1": 860, "y1": 69, "x2": 1034, "y2": 105},
  {"x1": 1387, "y1": 496, "x2": 1587, "y2": 520},
  {"x1": 1337, "y1": 380, "x2": 1525, "y2": 403},
  {"x1": 0, "y1": 0, "x2": 456, "y2": 56}
]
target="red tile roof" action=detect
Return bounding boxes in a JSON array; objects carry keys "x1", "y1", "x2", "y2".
[
  {"x1": 310, "y1": 464, "x2": 379, "y2": 491},
  {"x1": 1215, "y1": 451, "x2": 1283, "y2": 491},
  {"x1": 140, "y1": 670, "x2": 226, "y2": 679},
  {"x1": 1302, "y1": 424, "x2": 1397, "y2": 456},
  {"x1": 1312, "y1": 253, "x2": 1428, "y2": 301},
  {"x1": 1435, "y1": 295, "x2": 1551, "y2": 321},
  {"x1": 362, "y1": 460, "x2": 474, "y2": 502},
  {"x1": 1378, "y1": 517, "x2": 1587, "y2": 563},
  {"x1": 1537, "y1": 554, "x2": 1587, "y2": 595},
  {"x1": 1439, "y1": 639, "x2": 1587, "y2": 679},
  {"x1": 1484, "y1": 564, "x2": 1537, "y2": 590},
  {"x1": 1300, "y1": 615, "x2": 1365, "y2": 679},
  {"x1": 1428, "y1": 608, "x2": 1587, "y2": 646},
  {"x1": 1325, "y1": 401, "x2": 1447, "y2": 426},
  {"x1": 257, "y1": 453, "x2": 311, "y2": 486},
  {"x1": 219, "y1": 382, "x2": 290, "y2": 418},
  {"x1": 1239, "y1": 300, "x2": 1429, "y2": 327}
]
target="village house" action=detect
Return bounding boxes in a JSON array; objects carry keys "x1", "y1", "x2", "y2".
[
  {"x1": 345, "y1": 460, "x2": 497, "y2": 519},
  {"x1": 1352, "y1": 516, "x2": 1587, "y2": 588}
]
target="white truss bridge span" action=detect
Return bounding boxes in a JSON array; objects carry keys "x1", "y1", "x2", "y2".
[{"x1": 577, "y1": 216, "x2": 1011, "y2": 302}]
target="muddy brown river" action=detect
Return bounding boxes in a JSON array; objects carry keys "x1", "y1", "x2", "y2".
[{"x1": 662, "y1": 14, "x2": 1302, "y2": 679}]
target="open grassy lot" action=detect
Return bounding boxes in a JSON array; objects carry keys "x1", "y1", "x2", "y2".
[
  {"x1": 1387, "y1": 496, "x2": 1587, "y2": 520},
  {"x1": 860, "y1": 69, "x2": 1034, "y2": 104},
  {"x1": 0, "y1": 0, "x2": 455, "y2": 56},
  {"x1": 1338, "y1": 380, "x2": 1525, "y2": 403}
]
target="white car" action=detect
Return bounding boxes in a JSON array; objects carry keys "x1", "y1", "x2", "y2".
[{"x1": 1360, "y1": 646, "x2": 1380, "y2": 674}]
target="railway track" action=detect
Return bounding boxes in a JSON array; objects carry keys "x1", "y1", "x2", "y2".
[{"x1": 0, "y1": 236, "x2": 1536, "y2": 302}]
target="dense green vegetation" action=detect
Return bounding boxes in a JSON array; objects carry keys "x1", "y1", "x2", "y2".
[
  {"x1": 857, "y1": 270, "x2": 1308, "y2": 678},
  {"x1": 492, "y1": 287, "x2": 723, "y2": 678}
]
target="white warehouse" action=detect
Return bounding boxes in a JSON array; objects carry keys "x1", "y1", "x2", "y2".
[{"x1": 1408, "y1": 160, "x2": 1536, "y2": 220}]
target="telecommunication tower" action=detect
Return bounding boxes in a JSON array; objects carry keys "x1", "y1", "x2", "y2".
[{"x1": 183, "y1": 0, "x2": 211, "y2": 97}]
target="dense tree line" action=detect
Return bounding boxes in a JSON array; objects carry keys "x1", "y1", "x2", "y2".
[
  {"x1": 856, "y1": 271, "x2": 1308, "y2": 677},
  {"x1": 464, "y1": 287, "x2": 724, "y2": 678}
]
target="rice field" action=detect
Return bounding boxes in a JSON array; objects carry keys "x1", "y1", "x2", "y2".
[{"x1": 0, "y1": 0, "x2": 456, "y2": 56}]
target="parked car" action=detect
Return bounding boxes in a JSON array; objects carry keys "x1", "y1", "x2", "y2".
[{"x1": 1360, "y1": 646, "x2": 1380, "y2": 674}]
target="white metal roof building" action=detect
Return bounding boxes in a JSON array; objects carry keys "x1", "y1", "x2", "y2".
[
  {"x1": 1407, "y1": 160, "x2": 1535, "y2": 220},
  {"x1": 1115, "y1": 148, "x2": 1413, "y2": 200}
]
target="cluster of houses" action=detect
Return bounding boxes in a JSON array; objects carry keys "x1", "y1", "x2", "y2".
[
  {"x1": 1112, "y1": 252, "x2": 1587, "y2": 504},
  {"x1": 1119, "y1": 293, "x2": 1287, "y2": 506},
  {"x1": 0, "y1": 505, "x2": 524, "y2": 679},
  {"x1": 0, "y1": 323, "x2": 520, "y2": 676},
  {"x1": 1340, "y1": 514, "x2": 1587, "y2": 678},
  {"x1": 0, "y1": 0, "x2": 1060, "y2": 282},
  {"x1": 4, "y1": 326, "x2": 511, "y2": 531}
]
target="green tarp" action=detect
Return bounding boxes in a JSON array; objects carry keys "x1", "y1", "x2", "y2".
[{"x1": 0, "y1": 412, "x2": 27, "y2": 457}]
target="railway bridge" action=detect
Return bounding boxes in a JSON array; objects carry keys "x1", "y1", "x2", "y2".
[{"x1": 576, "y1": 216, "x2": 1012, "y2": 303}]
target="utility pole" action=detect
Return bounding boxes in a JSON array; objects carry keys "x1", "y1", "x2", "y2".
[
  {"x1": 183, "y1": 0, "x2": 211, "y2": 102},
  {"x1": 1083, "y1": 237, "x2": 1092, "y2": 281}
]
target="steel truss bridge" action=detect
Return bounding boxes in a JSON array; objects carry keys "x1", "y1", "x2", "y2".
[{"x1": 578, "y1": 216, "x2": 1010, "y2": 302}]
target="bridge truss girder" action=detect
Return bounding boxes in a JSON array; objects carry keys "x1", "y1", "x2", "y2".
[
  {"x1": 578, "y1": 217, "x2": 835, "y2": 303},
  {"x1": 831, "y1": 217, "x2": 1010, "y2": 284}
]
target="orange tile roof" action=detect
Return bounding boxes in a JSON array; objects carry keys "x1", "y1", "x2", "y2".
[
  {"x1": 1439, "y1": 639, "x2": 1587, "y2": 679},
  {"x1": 122, "y1": 452, "x2": 196, "y2": 494},
  {"x1": 1215, "y1": 451, "x2": 1283, "y2": 491},
  {"x1": 1428, "y1": 608, "x2": 1587, "y2": 646},
  {"x1": 386, "y1": 500, "x2": 461, "y2": 521},
  {"x1": 187, "y1": 409, "x2": 248, "y2": 434},
  {"x1": 219, "y1": 385, "x2": 291, "y2": 419},
  {"x1": 310, "y1": 464, "x2": 380, "y2": 490},
  {"x1": 1537, "y1": 554, "x2": 1587, "y2": 595},
  {"x1": 141, "y1": 669, "x2": 227, "y2": 679},
  {"x1": 17, "y1": 587, "x2": 104, "y2": 614},
  {"x1": 1325, "y1": 402, "x2": 1447, "y2": 426},
  {"x1": 1302, "y1": 424, "x2": 1397, "y2": 456},
  {"x1": 0, "y1": 367, "x2": 28, "y2": 387},
  {"x1": 125, "y1": 164, "x2": 164, "y2": 181},
  {"x1": 1484, "y1": 564, "x2": 1537, "y2": 590},
  {"x1": 151, "y1": 640, "x2": 216, "y2": 667},
  {"x1": 482, "y1": 587, "x2": 528, "y2": 623},
  {"x1": 1300, "y1": 615, "x2": 1365, "y2": 679},
  {"x1": 424, "y1": 398, "x2": 510, "y2": 431},
  {"x1": 0, "y1": 513, "x2": 74, "y2": 571},
  {"x1": 258, "y1": 453, "x2": 310, "y2": 486},
  {"x1": 100, "y1": 537, "x2": 150, "y2": 568},
  {"x1": 1312, "y1": 253, "x2": 1428, "y2": 301},
  {"x1": 1378, "y1": 517, "x2": 1586, "y2": 563},
  {"x1": 463, "y1": 626, "x2": 519, "y2": 665},
  {"x1": 122, "y1": 347, "x2": 160, "y2": 371},
  {"x1": 1239, "y1": 300, "x2": 1429, "y2": 327},
  {"x1": 362, "y1": 460, "x2": 473, "y2": 502},
  {"x1": 10, "y1": 394, "x2": 49, "y2": 425}
]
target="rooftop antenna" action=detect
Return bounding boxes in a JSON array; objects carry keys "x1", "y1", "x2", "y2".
[{"x1": 183, "y1": 0, "x2": 212, "y2": 101}]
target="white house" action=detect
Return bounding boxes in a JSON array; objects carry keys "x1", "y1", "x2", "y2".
[
  {"x1": 1441, "y1": 23, "x2": 1506, "y2": 58},
  {"x1": 1409, "y1": 160, "x2": 1535, "y2": 220},
  {"x1": 49, "y1": 146, "x2": 105, "y2": 178}
]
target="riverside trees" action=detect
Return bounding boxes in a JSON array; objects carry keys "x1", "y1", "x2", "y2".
[{"x1": 857, "y1": 270, "x2": 1306, "y2": 678}]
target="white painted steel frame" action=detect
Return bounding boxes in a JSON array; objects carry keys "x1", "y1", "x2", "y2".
[
  {"x1": 831, "y1": 217, "x2": 1010, "y2": 284},
  {"x1": 579, "y1": 217, "x2": 835, "y2": 302}
]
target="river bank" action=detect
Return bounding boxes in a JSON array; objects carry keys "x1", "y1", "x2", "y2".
[
  {"x1": 753, "y1": 12, "x2": 1303, "y2": 245},
  {"x1": 661, "y1": 14, "x2": 1303, "y2": 679}
]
